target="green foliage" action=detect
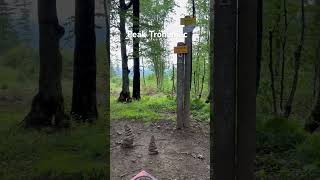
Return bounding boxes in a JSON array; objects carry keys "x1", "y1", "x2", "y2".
[
  {"x1": 191, "y1": 99, "x2": 210, "y2": 122},
  {"x1": 111, "y1": 96, "x2": 173, "y2": 121},
  {"x1": 0, "y1": 111, "x2": 107, "y2": 179},
  {"x1": 257, "y1": 118, "x2": 307, "y2": 154}
]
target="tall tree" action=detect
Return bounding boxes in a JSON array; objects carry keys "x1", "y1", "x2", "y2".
[
  {"x1": 118, "y1": 0, "x2": 133, "y2": 102},
  {"x1": 72, "y1": 0, "x2": 98, "y2": 122},
  {"x1": 237, "y1": 0, "x2": 257, "y2": 179},
  {"x1": 212, "y1": 0, "x2": 237, "y2": 179},
  {"x1": 24, "y1": 0, "x2": 68, "y2": 127},
  {"x1": 132, "y1": 0, "x2": 140, "y2": 100}
]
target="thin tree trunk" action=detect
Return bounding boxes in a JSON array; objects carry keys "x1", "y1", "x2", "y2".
[
  {"x1": 142, "y1": 57, "x2": 146, "y2": 86},
  {"x1": 199, "y1": 56, "x2": 206, "y2": 99},
  {"x1": 269, "y1": 31, "x2": 278, "y2": 114},
  {"x1": 72, "y1": 0, "x2": 98, "y2": 122},
  {"x1": 256, "y1": 0, "x2": 263, "y2": 91},
  {"x1": 132, "y1": 0, "x2": 140, "y2": 100},
  {"x1": 283, "y1": 0, "x2": 305, "y2": 118},
  {"x1": 118, "y1": 0, "x2": 131, "y2": 102},
  {"x1": 280, "y1": 0, "x2": 288, "y2": 111},
  {"x1": 172, "y1": 64, "x2": 175, "y2": 96},
  {"x1": 25, "y1": 0, "x2": 68, "y2": 128}
]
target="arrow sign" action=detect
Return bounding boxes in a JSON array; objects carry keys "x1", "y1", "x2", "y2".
[
  {"x1": 174, "y1": 45, "x2": 188, "y2": 54},
  {"x1": 180, "y1": 16, "x2": 197, "y2": 26}
]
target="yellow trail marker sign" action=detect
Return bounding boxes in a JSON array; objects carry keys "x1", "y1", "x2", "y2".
[
  {"x1": 180, "y1": 16, "x2": 196, "y2": 26},
  {"x1": 174, "y1": 45, "x2": 188, "y2": 54}
]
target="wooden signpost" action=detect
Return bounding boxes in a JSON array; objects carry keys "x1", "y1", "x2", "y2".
[
  {"x1": 175, "y1": 42, "x2": 187, "y2": 129},
  {"x1": 174, "y1": 15, "x2": 196, "y2": 129}
]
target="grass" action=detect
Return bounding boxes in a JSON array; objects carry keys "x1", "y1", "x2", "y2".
[
  {"x1": 0, "y1": 110, "x2": 108, "y2": 179},
  {"x1": 111, "y1": 91, "x2": 210, "y2": 122}
]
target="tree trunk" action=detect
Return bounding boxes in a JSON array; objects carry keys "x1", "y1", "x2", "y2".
[
  {"x1": 213, "y1": 0, "x2": 237, "y2": 179},
  {"x1": 256, "y1": 0, "x2": 263, "y2": 91},
  {"x1": 132, "y1": 0, "x2": 140, "y2": 100},
  {"x1": 280, "y1": 0, "x2": 288, "y2": 112},
  {"x1": 118, "y1": 0, "x2": 131, "y2": 102},
  {"x1": 72, "y1": 0, "x2": 98, "y2": 122},
  {"x1": 237, "y1": 0, "x2": 257, "y2": 178},
  {"x1": 207, "y1": 0, "x2": 214, "y2": 104},
  {"x1": 269, "y1": 31, "x2": 278, "y2": 114},
  {"x1": 25, "y1": 0, "x2": 68, "y2": 128},
  {"x1": 283, "y1": 0, "x2": 305, "y2": 118},
  {"x1": 104, "y1": 0, "x2": 111, "y2": 171}
]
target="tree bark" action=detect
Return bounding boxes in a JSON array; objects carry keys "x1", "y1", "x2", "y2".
[
  {"x1": 72, "y1": 0, "x2": 98, "y2": 122},
  {"x1": 118, "y1": 0, "x2": 131, "y2": 102},
  {"x1": 256, "y1": 0, "x2": 263, "y2": 91},
  {"x1": 132, "y1": 0, "x2": 140, "y2": 100},
  {"x1": 213, "y1": 0, "x2": 237, "y2": 179},
  {"x1": 237, "y1": 0, "x2": 257, "y2": 178},
  {"x1": 25, "y1": 0, "x2": 68, "y2": 128}
]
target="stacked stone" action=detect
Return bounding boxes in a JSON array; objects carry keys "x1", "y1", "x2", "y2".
[
  {"x1": 121, "y1": 124, "x2": 134, "y2": 148},
  {"x1": 148, "y1": 135, "x2": 159, "y2": 155}
]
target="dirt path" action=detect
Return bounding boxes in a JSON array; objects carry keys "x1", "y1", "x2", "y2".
[{"x1": 111, "y1": 119, "x2": 210, "y2": 180}]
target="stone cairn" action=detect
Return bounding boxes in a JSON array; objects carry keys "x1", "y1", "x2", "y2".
[
  {"x1": 121, "y1": 124, "x2": 134, "y2": 148},
  {"x1": 148, "y1": 135, "x2": 159, "y2": 155}
]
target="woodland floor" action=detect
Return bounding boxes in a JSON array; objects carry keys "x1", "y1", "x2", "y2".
[{"x1": 110, "y1": 119, "x2": 210, "y2": 180}]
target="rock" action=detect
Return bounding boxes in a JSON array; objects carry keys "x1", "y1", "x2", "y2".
[
  {"x1": 131, "y1": 159, "x2": 136, "y2": 163},
  {"x1": 197, "y1": 154, "x2": 204, "y2": 160},
  {"x1": 148, "y1": 135, "x2": 159, "y2": 155},
  {"x1": 116, "y1": 131, "x2": 122, "y2": 135},
  {"x1": 121, "y1": 124, "x2": 134, "y2": 148}
]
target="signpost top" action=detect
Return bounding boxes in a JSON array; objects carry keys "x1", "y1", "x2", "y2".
[{"x1": 180, "y1": 16, "x2": 197, "y2": 26}]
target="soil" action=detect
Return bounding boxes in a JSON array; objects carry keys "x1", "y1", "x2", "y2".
[{"x1": 111, "y1": 119, "x2": 210, "y2": 180}]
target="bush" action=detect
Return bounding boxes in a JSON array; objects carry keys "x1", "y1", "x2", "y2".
[{"x1": 257, "y1": 118, "x2": 307, "y2": 154}]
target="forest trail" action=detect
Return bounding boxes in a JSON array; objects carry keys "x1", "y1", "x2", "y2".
[{"x1": 110, "y1": 119, "x2": 210, "y2": 180}]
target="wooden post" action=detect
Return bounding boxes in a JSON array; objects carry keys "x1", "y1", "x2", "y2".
[
  {"x1": 237, "y1": 0, "x2": 257, "y2": 179},
  {"x1": 184, "y1": 32, "x2": 192, "y2": 128},
  {"x1": 176, "y1": 42, "x2": 186, "y2": 129},
  {"x1": 213, "y1": 0, "x2": 237, "y2": 179}
]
